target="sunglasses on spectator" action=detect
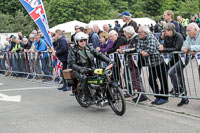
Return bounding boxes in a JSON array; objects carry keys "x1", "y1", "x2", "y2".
[{"x1": 79, "y1": 39, "x2": 87, "y2": 42}]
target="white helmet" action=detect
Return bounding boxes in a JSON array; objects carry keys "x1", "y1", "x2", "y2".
[{"x1": 75, "y1": 32, "x2": 88, "y2": 43}]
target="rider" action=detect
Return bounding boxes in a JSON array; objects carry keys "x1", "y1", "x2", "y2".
[{"x1": 68, "y1": 32, "x2": 112, "y2": 102}]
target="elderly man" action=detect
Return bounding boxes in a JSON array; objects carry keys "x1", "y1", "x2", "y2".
[
  {"x1": 85, "y1": 25, "x2": 101, "y2": 48},
  {"x1": 93, "y1": 24, "x2": 103, "y2": 36},
  {"x1": 118, "y1": 26, "x2": 148, "y2": 102},
  {"x1": 106, "y1": 30, "x2": 127, "y2": 54},
  {"x1": 137, "y1": 26, "x2": 169, "y2": 105},
  {"x1": 119, "y1": 11, "x2": 138, "y2": 36},
  {"x1": 103, "y1": 24, "x2": 111, "y2": 33},
  {"x1": 159, "y1": 23, "x2": 189, "y2": 106},
  {"x1": 175, "y1": 23, "x2": 200, "y2": 106}
]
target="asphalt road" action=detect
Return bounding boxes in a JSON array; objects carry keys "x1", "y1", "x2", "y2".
[{"x1": 0, "y1": 75, "x2": 200, "y2": 133}]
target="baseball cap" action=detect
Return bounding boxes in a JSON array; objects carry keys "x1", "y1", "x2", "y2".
[
  {"x1": 12, "y1": 36, "x2": 17, "y2": 39},
  {"x1": 120, "y1": 11, "x2": 131, "y2": 17}
]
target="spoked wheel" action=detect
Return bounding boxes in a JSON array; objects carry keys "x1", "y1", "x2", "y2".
[
  {"x1": 108, "y1": 86, "x2": 126, "y2": 116},
  {"x1": 74, "y1": 88, "x2": 89, "y2": 108}
]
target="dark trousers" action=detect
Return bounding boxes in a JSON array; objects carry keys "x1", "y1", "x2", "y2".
[
  {"x1": 61, "y1": 61, "x2": 67, "y2": 88},
  {"x1": 148, "y1": 62, "x2": 169, "y2": 100}
]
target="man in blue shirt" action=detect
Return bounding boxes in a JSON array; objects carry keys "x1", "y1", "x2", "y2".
[{"x1": 35, "y1": 35, "x2": 52, "y2": 82}]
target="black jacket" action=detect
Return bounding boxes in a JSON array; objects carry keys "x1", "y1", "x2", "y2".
[
  {"x1": 163, "y1": 31, "x2": 184, "y2": 64},
  {"x1": 21, "y1": 42, "x2": 32, "y2": 50},
  {"x1": 55, "y1": 37, "x2": 68, "y2": 62},
  {"x1": 107, "y1": 36, "x2": 127, "y2": 54},
  {"x1": 68, "y1": 44, "x2": 111, "y2": 73},
  {"x1": 163, "y1": 31, "x2": 183, "y2": 52}
]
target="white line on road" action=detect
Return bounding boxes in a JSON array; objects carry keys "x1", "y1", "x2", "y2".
[
  {"x1": 0, "y1": 87, "x2": 56, "y2": 92},
  {"x1": 0, "y1": 83, "x2": 3, "y2": 85},
  {"x1": 0, "y1": 93, "x2": 21, "y2": 102}
]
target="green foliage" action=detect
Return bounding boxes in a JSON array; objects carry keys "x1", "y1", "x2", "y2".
[
  {"x1": 1, "y1": 0, "x2": 200, "y2": 34},
  {"x1": 175, "y1": 0, "x2": 200, "y2": 18},
  {"x1": 0, "y1": 11, "x2": 35, "y2": 36}
]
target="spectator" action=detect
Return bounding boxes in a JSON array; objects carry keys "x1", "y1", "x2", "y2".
[
  {"x1": 85, "y1": 25, "x2": 101, "y2": 48},
  {"x1": 159, "y1": 30, "x2": 165, "y2": 45},
  {"x1": 163, "y1": 10, "x2": 180, "y2": 33},
  {"x1": 190, "y1": 16, "x2": 195, "y2": 23},
  {"x1": 96, "y1": 32, "x2": 114, "y2": 53},
  {"x1": 22, "y1": 38, "x2": 32, "y2": 51},
  {"x1": 114, "y1": 20, "x2": 121, "y2": 33},
  {"x1": 195, "y1": 14, "x2": 200, "y2": 26},
  {"x1": 177, "y1": 16, "x2": 188, "y2": 30},
  {"x1": 32, "y1": 30, "x2": 37, "y2": 35},
  {"x1": 79, "y1": 26, "x2": 85, "y2": 33},
  {"x1": 1, "y1": 41, "x2": 11, "y2": 71},
  {"x1": 137, "y1": 26, "x2": 169, "y2": 105},
  {"x1": 71, "y1": 25, "x2": 80, "y2": 43},
  {"x1": 28, "y1": 34, "x2": 35, "y2": 47},
  {"x1": 154, "y1": 21, "x2": 163, "y2": 33},
  {"x1": 54, "y1": 29, "x2": 69, "y2": 91},
  {"x1": 35, "y1": 34, "x2": 52, "y2": 82},
  {"x1": 119, "y1": 26, "x2": 148, "y2": 102},
  {"x1": 150, "y1": 24, "x2": 154, "y2": 32},
  {"x1": 119, "y1": 11, "x2": 138, "y2": 36},
  {"x1": 93, "y1": 24, "x2": 103, "y2": 36},
  {"x1": 106, "y1": 30, "x2": 127, "y2": 54},
  {"x1": 18, "y1": 32, "x2": 23, "y2": 40},
  {"x1": 103, "y1": 24, "x2": 111, "y2": 33},
  {"x1": 159, "y1": 22, "x2": 188, "y2": 106}
]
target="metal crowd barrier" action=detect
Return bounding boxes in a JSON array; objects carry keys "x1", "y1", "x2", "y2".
[
  {"x1": 1, "y1": 50, "x2": 200, "y2": 101},
  {"x1": 0, "y1": 51, "x2": 55, "y2": 84},
  {"x1": 95, "y1": 51, "x2": 200, "y2": 101}
]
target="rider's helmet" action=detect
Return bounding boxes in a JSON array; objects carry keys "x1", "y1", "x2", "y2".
[{"x1": 74, "y1": 32, "x2": 88, "y2": 44}]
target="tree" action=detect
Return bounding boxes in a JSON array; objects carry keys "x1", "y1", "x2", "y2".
[
  {"x1": 175, "y1": 0, "x2": 200, "y2": 18},
  {"x1": 9, "y1": 11, "x2": 35, "y2": 36},
  {"x1": 0, "y1": 13, "x2": 13, "y2": 33},
  {"x1": 47, "y1": 0, "x2": 113, "y2": 28}
]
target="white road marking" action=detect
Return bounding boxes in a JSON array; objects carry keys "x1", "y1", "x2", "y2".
[
  {"x1": 0, "y1": 93, "x2": 21, "y2": 102},
  {"x1": 0, "y1": 87, "x2": 55, "y2": 92},
  {"x1": 0, "y1": 83, "x2": 3, "y2": 85}
]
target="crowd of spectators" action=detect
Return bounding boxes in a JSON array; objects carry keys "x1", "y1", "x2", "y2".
[{"x1": 1, "y1": 10, "x2": 200, "y2": 106}]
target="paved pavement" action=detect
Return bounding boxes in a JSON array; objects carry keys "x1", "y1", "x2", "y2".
[{"x1": 0, "y1": 75, "x2": 200, "y2": 133}]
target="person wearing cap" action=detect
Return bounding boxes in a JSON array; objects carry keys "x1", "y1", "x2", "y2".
[
  {"x1": 117, "y1": 26, "x2": 148, "y2": 102},
  {"x1": 119, "y1": 11, "x2": 138, "y2": 36},
  {"x1": 85, "y1": 25, "x2": 101, "y2": 49},
  {"x1": 71, "y1": 25, "x2": 80, "y2": 43}
]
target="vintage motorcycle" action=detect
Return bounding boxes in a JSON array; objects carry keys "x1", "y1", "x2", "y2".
[{"x1": 68, "y1": 64, "x2": 126, "y2": 116}]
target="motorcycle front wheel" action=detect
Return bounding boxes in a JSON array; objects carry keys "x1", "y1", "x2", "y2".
[{"x1": 108, "y1": 86, "x2": 126, "y2": 116}]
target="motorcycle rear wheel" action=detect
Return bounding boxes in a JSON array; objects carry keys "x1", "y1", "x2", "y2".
[{"x1": 75, "y1": 88, "x2": 89, "y2": 108}]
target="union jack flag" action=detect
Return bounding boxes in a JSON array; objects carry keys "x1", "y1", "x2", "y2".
[{"x1": 56, "y1": 60, "x2": 63, "y2": 77}]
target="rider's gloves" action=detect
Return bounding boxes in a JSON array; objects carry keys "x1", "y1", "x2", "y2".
[{"x1": 80, "y1": 68, "x2": 92, "y2": 74}]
